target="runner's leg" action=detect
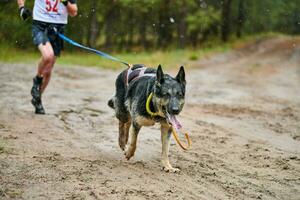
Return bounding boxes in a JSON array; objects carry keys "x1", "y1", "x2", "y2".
[{"x1": 37, "y1": 41, "x2": 56, "y2": 93}]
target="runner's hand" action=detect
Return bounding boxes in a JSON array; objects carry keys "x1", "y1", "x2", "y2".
[
  {"x1": 61, "y1": 0, "x2": 76, "y2": 6},
  {"x1": 61, "y1": 0, "x2": 68, "y2": 6},
  {"x1": 19, "y1": 6, "x2": 31, "y2": 21}
]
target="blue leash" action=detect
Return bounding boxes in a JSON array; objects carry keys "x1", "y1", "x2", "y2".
[{"x1": 58, "y1": 33, "x2": 131, "y2": 67}]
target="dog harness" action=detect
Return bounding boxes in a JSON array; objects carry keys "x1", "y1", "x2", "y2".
[{"x1": 125, "y1": 65, "x2": 156, "y2": 86}]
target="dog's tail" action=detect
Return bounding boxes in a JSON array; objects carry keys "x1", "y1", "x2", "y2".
[{"x1": 107, "y1": 98, "x2": 115, "y2": 109}]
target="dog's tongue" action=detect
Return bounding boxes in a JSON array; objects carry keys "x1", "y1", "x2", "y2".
[{"x1": 166, "y1": 112, "x2": 182, "y2": 130}]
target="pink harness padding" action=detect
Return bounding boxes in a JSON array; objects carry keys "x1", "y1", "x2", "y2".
[{"x1": 126, "y1": 67, "x2": 155, "y2": 86}]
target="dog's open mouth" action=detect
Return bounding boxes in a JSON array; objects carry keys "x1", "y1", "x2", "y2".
[{"x1": 165, "y1": 111, "x2": 182, "y2": 130}]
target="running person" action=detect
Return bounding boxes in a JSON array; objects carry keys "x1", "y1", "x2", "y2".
[{"x1": 17, "y1": 0, "x2": 78, "y2": 114}]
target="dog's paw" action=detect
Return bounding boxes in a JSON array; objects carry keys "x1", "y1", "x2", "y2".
[
  {"x1": 119, "y1": 143, "x2": 126, "y2": 151},
  {"x1": 119, "y1": 136, "x2": 127, "y2": 151},
  {"x1": 124, "y1": 150, "x2": 134, "y2": 160},
  {"x1": 162, "y1": 167, "x2": 181, "y2": 173}
]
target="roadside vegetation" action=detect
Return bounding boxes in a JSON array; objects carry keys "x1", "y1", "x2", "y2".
[{"x1": 0, "y1": 32, "x2": 281, "y2": 69}]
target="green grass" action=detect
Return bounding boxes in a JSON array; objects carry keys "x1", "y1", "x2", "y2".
[
  {"x1": 58, "y1": 46, "x2": 230, "y2": 70},
  {"x1": 0, "y1": 45, "x2": 230, "y2": 70},
  {"x1": 0, "y1": 32, "x2": 283, "y2": 70},
  {"x1": 0, "y1": 44, "x2": 39, "y2": 63}
]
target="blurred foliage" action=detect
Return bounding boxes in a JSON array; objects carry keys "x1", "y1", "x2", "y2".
[
  {"x1": 0, "y1": 0, "x2": 299, "y2": 52},
  {"x1": 187, "y1": 7, "x2": 221, "y2": 45},
  {"x1": 0, "y1": 32, "x2": 281, "y2": 69}
]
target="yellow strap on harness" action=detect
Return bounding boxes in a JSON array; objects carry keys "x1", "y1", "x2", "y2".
[
  {"x1": 146, "y1": 92, "x2": 160, "y2": 117},
  {"x1": 146, "y1": 92, "x2": 191, "y2": 150}
]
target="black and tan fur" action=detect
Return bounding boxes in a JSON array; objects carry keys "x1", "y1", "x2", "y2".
[{"x1": 108, "y1": 64, "x2": 186, "y2": 172}]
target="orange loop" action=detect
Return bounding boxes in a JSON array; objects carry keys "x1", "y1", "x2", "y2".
[
  {"x1": 171, "y1": 127, "x2": 191, "y2": 150},
  {"x1": 128, "y1": 63, "x2": 133, "y2": 68}
]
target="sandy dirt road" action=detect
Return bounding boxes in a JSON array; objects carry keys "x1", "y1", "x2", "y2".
[{"x1": 0, "y1": 36, "x2": 300, "y2": 199}]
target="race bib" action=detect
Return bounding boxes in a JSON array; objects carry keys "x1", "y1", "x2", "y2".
[{"x1": 33, "y1": 0, "x2": 68, "y2": 24}]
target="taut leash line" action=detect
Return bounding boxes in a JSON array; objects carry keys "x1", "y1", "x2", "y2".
[{"x1": 58, "y1": 33, "x2": 131, "y2": 67}]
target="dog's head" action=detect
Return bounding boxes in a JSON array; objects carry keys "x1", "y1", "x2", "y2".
[{"x1": 153, "y1": 65, "x2": 186, "y2": 116}]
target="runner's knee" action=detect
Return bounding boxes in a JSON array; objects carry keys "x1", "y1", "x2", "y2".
[
  {"x1": 43, "y1": 67, "x2": 52, "y2": 76},
  {"x1": 43, "y1": 52, "x2": 55, "y2": 64}
]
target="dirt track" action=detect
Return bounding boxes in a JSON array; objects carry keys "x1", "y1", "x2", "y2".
[{"x1": 1, "y1": 36, "x2": 300, "y2": 199}]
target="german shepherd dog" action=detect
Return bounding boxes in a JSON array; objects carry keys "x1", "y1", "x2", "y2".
[{"x1": 108, "y1": 64, "x2": 186, "y2": 172}]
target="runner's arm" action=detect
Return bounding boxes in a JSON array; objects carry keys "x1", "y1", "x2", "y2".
[
  {"x1": 61, "y1": 0, "x2": 78, "y2": 17},
  {"x1": 17, "y1": 0, "x2": 31, "y2": 20},
  {"x1": 17, "y1": 0, "x2": 25, "y2": 8},
  {"x1": 67, "y1": 3, "x2": 78, "y2": 17}
]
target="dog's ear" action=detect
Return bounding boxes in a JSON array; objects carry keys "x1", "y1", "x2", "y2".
[
  {"x1": 156, "y1": 64, "x2": 164, "y2": 84},
  {"x1": 176, "y1": 66, "x2": 186, "y2": 85}
]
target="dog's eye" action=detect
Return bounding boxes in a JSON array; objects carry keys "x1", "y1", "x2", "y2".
[
  {"x1": 162, "y1": 91, "x2": 171, "y2": 97},
  {"x1": 177, "y1": 92, "x2": 183, "y2": 97}
]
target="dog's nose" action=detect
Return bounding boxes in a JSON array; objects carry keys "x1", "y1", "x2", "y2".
[{"x1": 171, "y1": 107, "x2": 180, "y2": 114}]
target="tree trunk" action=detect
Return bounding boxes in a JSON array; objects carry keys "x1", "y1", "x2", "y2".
[
  {"x1": 88, "y1": 0, "x2": 99, "y2": 48},
  {"x1": 190, "y1": 31, "x2": 198, "y2": 47},
  {"x1": 104, "y1": 8, "x2": 113, "y2": 49},
  {"x1": 236, "y1": 0, "x2": 245, "y2": 38},
  {"x1": 126, "y1": 10, "x2": 134, "y2": 50},
  {"x1": 104, "y1": 1, "x2": 120, "y2": 50},
  {"x1": 139, "y1": 12, "x2": 147, "y2": 50},
  {"x1": 157, "y1": 0, "x2": 172, "y2": 48},
  {"x1": 177, "y1": 0, "x2": 187, "y2": 49},
  {"x1": 221, "y1": 0, "x2": 232, "y2": 42}
]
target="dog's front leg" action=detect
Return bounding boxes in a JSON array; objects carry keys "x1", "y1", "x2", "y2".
[
  {"x1": 125, "y1": 122, "x2": 141, "y2": 160},
  {"x1": 118, "y1": 121, "x2": 126, "y2": 151},
  {"x1": 124, "y1": 120, "x2": 131, "y2": 146},
  {"x1": 161, "y1": 123, "x2": 180, "y2": 173},
  {"x1": 118, "y1": 119, "x2": 131, "y2": 151}
]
